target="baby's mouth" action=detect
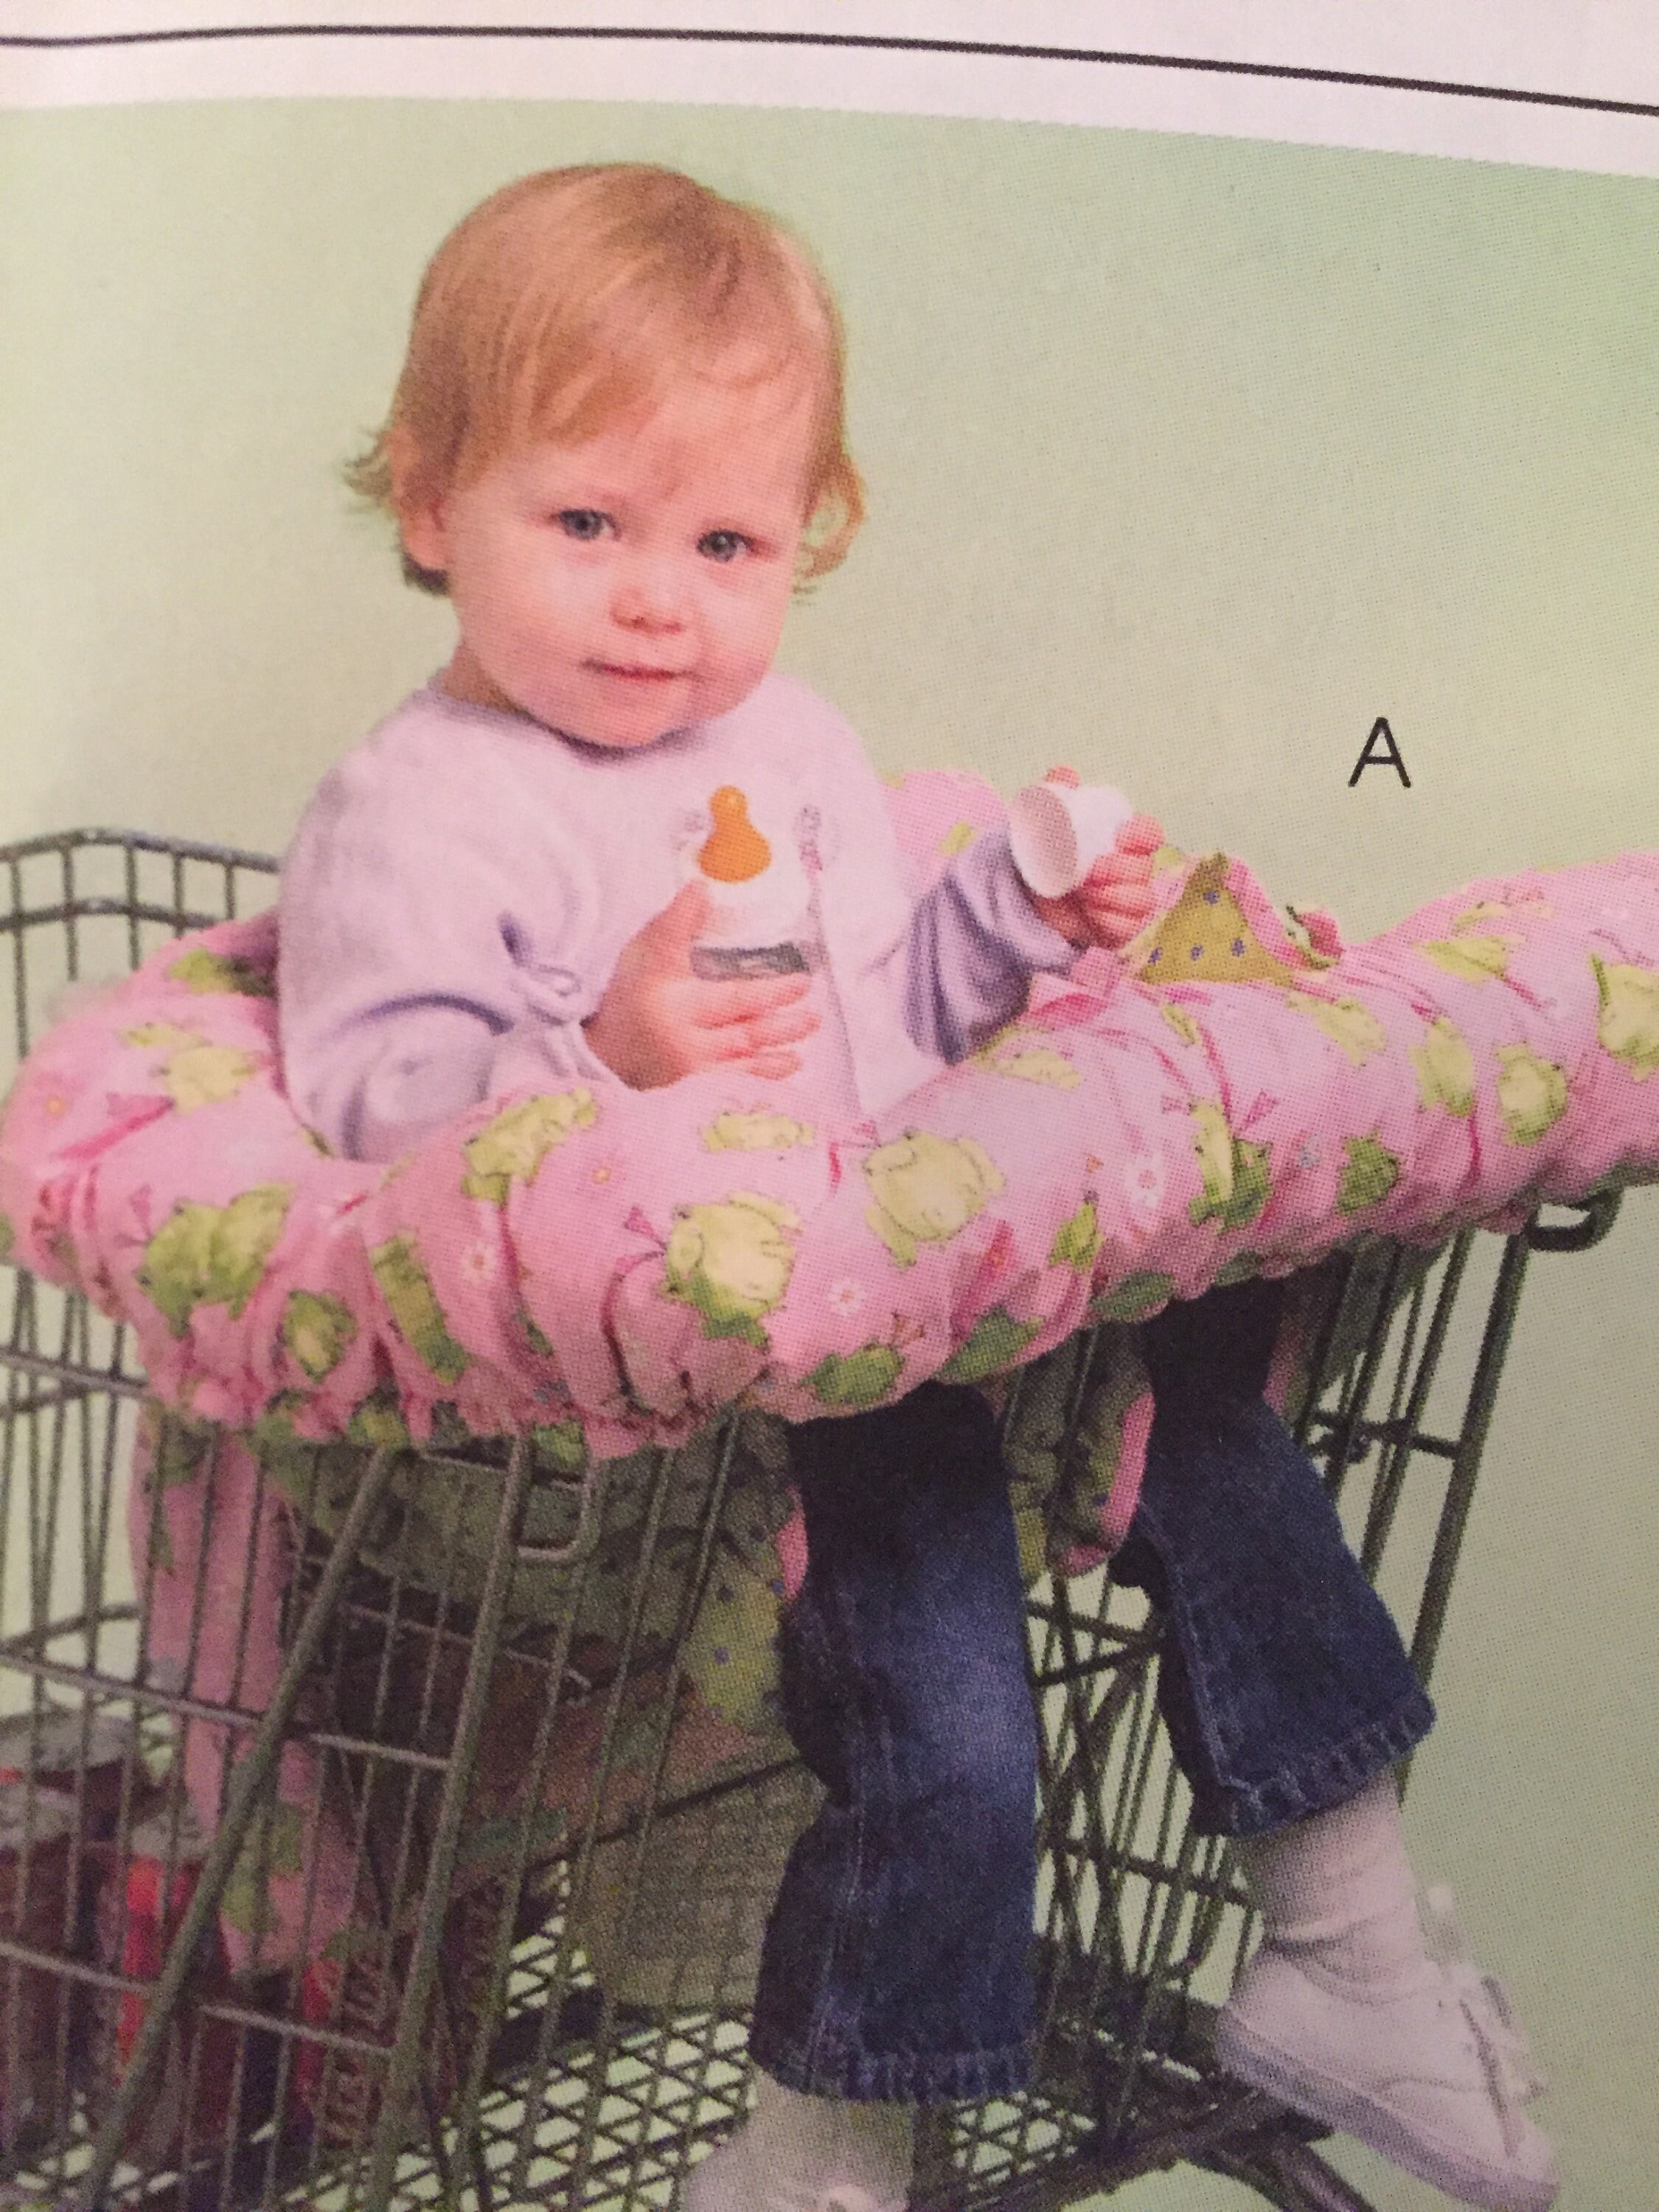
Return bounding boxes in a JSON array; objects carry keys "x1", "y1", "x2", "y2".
[{"x1": 590, "y1": 661, "x2": 688, "y2": 683}]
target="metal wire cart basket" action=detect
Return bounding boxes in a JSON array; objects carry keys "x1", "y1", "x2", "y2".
[{"x1": 0, "y1": 830, "x2": 1624, "y2": 2212}]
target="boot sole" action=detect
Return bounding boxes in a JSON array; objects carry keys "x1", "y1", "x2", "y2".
[{"x1": 1214, "y1": 2006, "x2": 1558, "y2": 2212}]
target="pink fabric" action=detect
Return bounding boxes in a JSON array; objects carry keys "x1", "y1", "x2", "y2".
[
  {"x1": 775, "y1": 1506, "x2": 810, "y2": 1605},
  {"x1": 129, "y1": 1416, "x2": 358, "y2": 1978},
  {"x1": 1099, "y1": 1387, "x2": 1156, "y2": 1552},
  {"x1": 2, "y1": 801, "x2": 1655, "y2": 1468}
]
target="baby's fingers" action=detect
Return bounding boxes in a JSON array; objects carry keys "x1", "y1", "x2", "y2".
[
  {"x1": 697, "y1": 988, "x2": 821, "y2": 1063},
  {"x1": 1082, "y1": 848, "x2": 1155, "y2": 890},
  {"x1": 1077, "y1": 881, "x2": 1155, "y2": 945},
  {"x1": 734, "y1": 1048, "x2": 803, "y2": 1081},
  {"x1": 1082, "y1": 886, "x2": 1155, "y2": 928},
  {"x1": 1114, "y1": 813, "x2": 1166, "y2": 855},
  {"x1": 695, "y1": 973, "x2": 813, "y2": 1030},
  {"x1": 742, "y1": 1004, "x2": 821, "y2": 1051}
]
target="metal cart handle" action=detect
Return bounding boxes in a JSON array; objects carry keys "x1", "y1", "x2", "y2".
[
  {"x1": 1525, "y1": 1188, "x2": 1624, "y2": 1252},
  {"x1": 512, "y1": 1443, "x2": 608, "y2": 1568}
]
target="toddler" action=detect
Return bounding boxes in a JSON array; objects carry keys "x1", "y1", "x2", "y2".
[{"x1": 279, "y1": 166, "x2": 1554, "y2": 2212}]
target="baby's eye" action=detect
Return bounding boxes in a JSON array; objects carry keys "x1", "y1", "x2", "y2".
[
  {"x1": 698, "y1": 529, "x2": 751, "y2": 563},
  {"x1": 555, "y1": 508, "x2": 611, "y2": 542}
]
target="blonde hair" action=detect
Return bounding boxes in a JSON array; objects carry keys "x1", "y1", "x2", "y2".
[{"x1": 348, "y1": 163, "x2": 864, "y2": 591}]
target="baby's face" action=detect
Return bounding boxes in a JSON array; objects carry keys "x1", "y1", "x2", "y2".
[{"x1": 403, "y1": 366, "x2": 815, "y2": 748}]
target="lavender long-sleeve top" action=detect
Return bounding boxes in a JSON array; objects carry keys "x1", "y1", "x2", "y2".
[{"x1": 278, "y1": 674, "x2": 1081, "y2": 1163}]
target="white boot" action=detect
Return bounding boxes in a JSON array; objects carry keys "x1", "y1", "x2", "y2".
[
  {"x1": 682, "y1": 2070, "x2": 914, "y2": 2212},
  {"x1": 1218, "y1": 1780, "x2": 1557, "y2": 2212}
]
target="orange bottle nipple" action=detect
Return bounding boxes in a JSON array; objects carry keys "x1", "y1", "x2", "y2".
[{"x1": 698, "y1": 786, "x2": 772, "y2": 883}]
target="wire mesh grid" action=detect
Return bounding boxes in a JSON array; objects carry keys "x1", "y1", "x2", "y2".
[{"x1": 0, "y1": 830, "x2": 1622, "y2": 2212}]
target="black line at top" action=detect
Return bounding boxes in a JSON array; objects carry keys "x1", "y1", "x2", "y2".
[{"x1": 1, "y1": 21, "x2": 1658, "y2": 125}]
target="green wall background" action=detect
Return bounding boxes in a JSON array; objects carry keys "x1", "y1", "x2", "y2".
[{"x1": 0, "y1": 97, "x2": 1655, "y2": 2207}]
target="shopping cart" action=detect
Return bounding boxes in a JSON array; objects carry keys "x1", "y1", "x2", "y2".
[{"x1": 0, "y1": 830, "x2": 1624, "y2": 2212}]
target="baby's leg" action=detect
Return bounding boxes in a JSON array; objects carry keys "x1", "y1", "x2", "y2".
[
  {"x1": 1121, "y1": 1278, "x2": 1435, "y2": 1839},
  {"x1": 685, "y1": 1383, "x2": 1037, "y2": 2212},
  {"x1": 1115, "y1": 1281, "x2": 1555, "y2": 2212}
]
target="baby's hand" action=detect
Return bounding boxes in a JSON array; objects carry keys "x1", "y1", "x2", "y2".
[
  {"x1": 1025, "y1": 765, "x2": 1164, "y2": 953},
  {"x1": 582, "y1": 880, "x2": 821, "y2": 1090}
]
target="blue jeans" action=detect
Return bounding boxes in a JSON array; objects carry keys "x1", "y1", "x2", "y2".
[
  {"x1": 748, "y1": 1281, "x2": 1434, "y2": 2104},
  {"x1": 1118, "y1": 1279, "x2": 1436, "y2": 1837},
  {"x1": 749, "y1": 1384, "x2": 1039, "y2": 2102}
]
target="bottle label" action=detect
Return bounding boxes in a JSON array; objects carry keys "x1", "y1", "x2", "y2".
[{"x1": 690, "y1": 944, "x2": 810, "y2": 981}]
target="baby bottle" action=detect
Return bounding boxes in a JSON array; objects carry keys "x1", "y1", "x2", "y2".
[{"x1": 689, "y1": 786, "x2": 814, "y2": 981}]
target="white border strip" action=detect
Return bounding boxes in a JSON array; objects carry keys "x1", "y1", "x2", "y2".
[{"x1": 2, "y1": 4, "x2": 1658, "y2": 179}]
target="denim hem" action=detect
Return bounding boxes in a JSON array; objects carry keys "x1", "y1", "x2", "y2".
[
  {"x1": 749, "y1": 2028, "x2": 1036, "y2": 2106},
  {"x1": 1191, "y1": 1683, "x2": 1435, "y2": 1838}
]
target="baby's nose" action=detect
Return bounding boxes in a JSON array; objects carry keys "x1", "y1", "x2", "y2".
[{"x1": 613, "y1": 560, "x2": 686, "y2": 628}]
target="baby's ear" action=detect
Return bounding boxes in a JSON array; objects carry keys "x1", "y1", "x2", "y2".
[
  {"x1": 394, "y1": 504, "x2": 449, "y2": 580},
  {"x1": 386, "y1": 428, "x2": 449, "y2": 575}
]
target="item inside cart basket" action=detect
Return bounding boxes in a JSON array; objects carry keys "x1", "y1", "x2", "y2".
[
  {"x1": 83, "y1": 1801, "x2": 285, "y2": 2168},
  {"x1": 288, "y1": 1582, "x2": 554, "y2": 2155},
  {"x1": 0, "y1": 1783, "x2": 76, "y2": 2163},
  {"x1": 0, "y1": 1708, "x2": 138, "y2": 1842},
  {"x1": 294, "y1": 1881, "x2": 498, "y2": 2154},
  {"x1": 319, "y1": 1566, "x2": 821, "y2": 2017}
]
